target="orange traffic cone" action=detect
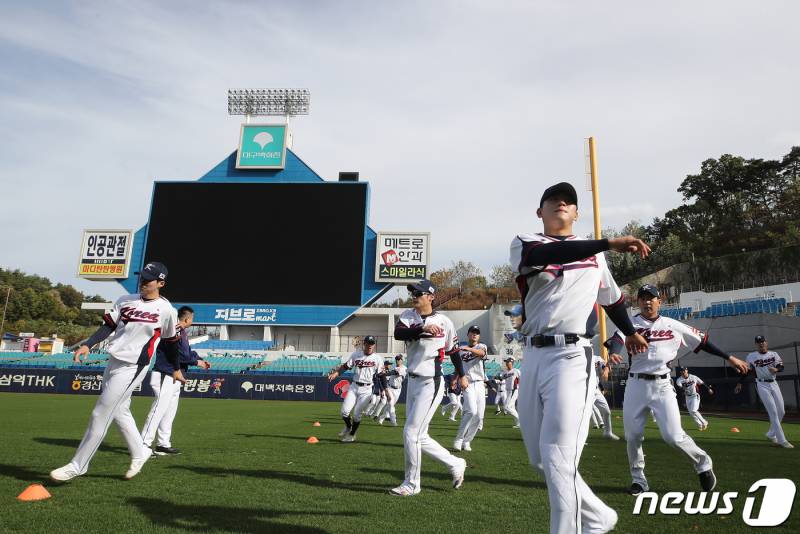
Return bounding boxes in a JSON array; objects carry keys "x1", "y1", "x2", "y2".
[
  {"x1": 17, "y1": 484, "x2": 51, "y2": 501},
  {"x1": 306, "y1": 436, "x2": 319, "y2": 443},
  {"x1": 730, "y1": 427, "x2": 740, "y2": 433},
  {"x1": 312, "y1": 421, "x2": 321, "y2": 427}
]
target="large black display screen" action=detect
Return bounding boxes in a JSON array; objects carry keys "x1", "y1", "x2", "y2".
[{"x1": 144, "y1": 182, "x2": 367, "y2": 305}]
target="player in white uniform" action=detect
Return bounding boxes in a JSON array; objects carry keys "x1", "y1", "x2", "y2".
[
  {"x1": 499, "y1": 358, "x2": 521, "y2": 427},
  {"x1": 606, "y1": 284, "x2": 749, "y2": 495},
  {"x1": 453, "y1": 325, "x2": 488, "y2": 451},
  {"x1": 735, "y1": 335, "x2": 794, "y2": 448},
  {"x1": 378, "y1": 355, "x2": 407, "y2": 426},
  {"x1": 510, "y1": 181, "x2": 652, "y2": 534},
  {"x1": 328, "y1": 335, "x2": 385, "y2": 442},
  {"x1": 51, "y1": 262, "x2": 181, "y2": 482},
  {"x1": 490, "y1": 374, "x2": 505, "y2": 415},
  {"x1": 675, "y1": 367, "x2": 712, "y2": 431},
  {"x1": 390, "y1": 279, "x2": 467, "y2": 496},
  {"x1": 592, "y1": 353, "x2": 619, "y2": 440}
]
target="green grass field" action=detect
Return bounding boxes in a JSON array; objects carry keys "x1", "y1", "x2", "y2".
[{"x1": 0, "y1": 393, "x2": 797, "y2": 533}]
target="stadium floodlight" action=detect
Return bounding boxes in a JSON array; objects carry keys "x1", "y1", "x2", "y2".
[{"x1": 227, "y1": 88, "x2": 311, "y2": 117}]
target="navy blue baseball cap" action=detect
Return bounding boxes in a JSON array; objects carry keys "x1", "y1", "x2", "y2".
[
  {"x1": 637, "y1": 284, "x2": 659, "y2": 298},
  {"x1": 755, "y1": 335, "x2": 766, "y2": 343},
  {"x1": 363, "y1": 335, "x2": 377, "y2": 345},
  {"x1": 540, "y1": 182, "x2": 577, "y2": 208},
  {"x1": 395, "y1": 354, "x2": 403, "y2": 361},
  {"x1": 140, "y1": 261, "x2": 168, "y2": 282},
  {"x1": 407, "y1": 279, "x2": 436, "y2": 294},
  {"x1": 468, "y1": 325, "x2": 480, "y2": 334},
  {"x1": 383, "y1": 360, "x2": 392, "y2": 366}
]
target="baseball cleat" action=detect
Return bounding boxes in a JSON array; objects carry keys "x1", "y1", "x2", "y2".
[
  {"x1": 451, "y1": 458, "x2": 467, "y2": 489},
  {"x1": 452, "y1": 439, "x2": 463, "y2": 451},
  {"x1": 154, "y1": 446, "x2": 181, "y2": 456},
  {"x1": 699, "y1": 469, "x2": 716, "y2": 492},
  {"x1": 448, "y1": 417, "x2": 456, "y2": 422},
  {"x1": 50, "y1": 464, "x2": 80, "y2": 482},
  {"x1": 766, "y1": 433, "x2": 778, "y2": 443},
  {"x1": 512, "y1": 424, "x2": 520, "y2": 429},
  {"x1": 598, "y1": 507, "x2": 618, "y2": 534},
  {"x1": 125, "y1": 448, "x2": 153, "y2": 480},
  {"x1": 462, "y1": 442, "x2": 472, "y2": 452},
  {"x1": 628, "y1": 483, "x2": 646, "y2": 496},
  {"x1": 389, "y1": 485, "x2": 419, "y2": 496},
  {"x1": 338, "y1": 426, "x2": 350, "y2": 437},
  {"x1": 494, "y1": 410, "x2": 501, "y2": 416},
  {"x1": 376, "y1": 419, "x2": 384, "y2": 425},
  {"x1": 779, "y1": 441, "x2": 794, "y2": 449},
  {"x1": 341, "y1": 434, "x2": 356, "y2": 443},
  {"x1": 603, "y1": 432, "x2": 621, "y2": 441}
]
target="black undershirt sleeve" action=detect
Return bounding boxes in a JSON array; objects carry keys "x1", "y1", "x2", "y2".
[
  {"x1": 83, "y1": 324, "x2": 115, "y2": 348},
  {"x1": 450, "y1": 354, "x2": 465, "y2": 377},
  {"x1": 394, "y1": 322, "x2": 424, "y2": 341},
  {"x1": 697, "y1": 339, "x2": 730, "y2": 360},
  {"x1": 520, "y1": 239, "x2": 610, "y2": 269},
  {"x1": 602, "y1": 300, "x2": 636, "y2": 336}
]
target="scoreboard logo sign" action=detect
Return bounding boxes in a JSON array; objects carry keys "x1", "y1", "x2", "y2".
[
  {"x1": 236, "y1": 124, "x2": 288, "y2": 169},
  {"x1": 77, "y1": 229, "x2": 133, "y2": 280},
  {"x1": 375, "y1": 232, "x2": 430, "y2": 284}
]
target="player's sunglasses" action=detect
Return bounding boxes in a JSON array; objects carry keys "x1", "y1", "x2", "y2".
[{"x1": 410, "y1": 290, "x2": 429, "y2": 298}]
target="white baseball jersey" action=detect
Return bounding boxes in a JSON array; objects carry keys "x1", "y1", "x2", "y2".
[
  {"x1": 610, "y1": 314, "x2": 705, "y2": 375},
  {"x1": 509, "y1": 233, "x2": 622, "y2": 336},
  {"x1": 389, "y1": 365, "x2": 407, "y2": 388},
  {"x1": 458, "y1": 342, "x2": 489, "y2": 382},
  {"x1": 102, "y1": 294, "x2": 178, "y2": 364},
  {"x1": 396, "y1": 310, "x2": 458, "y2": 377},
  {"x1": 343, "y1": 350, "x2": 384, "y2": 384},
  {"x1": 501, "y1": 368, "x2": 521, "y2": 394},
  {"x1": 746, "y1": 351, "x2": 783, "y2": 380},
  {"x1": 676, "y1": 374, "x2": 703, "y2": 397}
]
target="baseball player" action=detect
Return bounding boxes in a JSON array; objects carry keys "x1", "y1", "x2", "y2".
[
  {"x1": 328, "y1": 335, "x2": 385, "y2": 442},
  {"x1": 141, "y1": 306, "x2": 211, "y2": 455},
  {"x1": 590, "y1": 405, "x2": 602, "y2": 430},
  {"x1": 510, "y1": 181, "x2": 653, "y2": 534},
  {"x1": 606, "y1": 284, "x2": 749, "y2": 496},
  {"x1": 675, "y1": 367, "x2": 712, "y2": 431},
  {"x1": 51, "y1": 262, "x2": 181, "y2": 482},
  {"x1": 489, "y1": 374, "x2": 505, "y2": 415},
  {"x1": 441, "y1": 372, "x2": 463, "y2": 421},
  {"x1": 390, "y1": 279, "x2": 467, "y2": 496},
  {"x1": 734, "y1": 335, "x2": 794, "y2": 448},
  {"x1": 592, "y1": 353, "x2": 619, "y2": 440},
  {"x1": 372, "y1": 360, "x2": 393, "y2": 423},
  {"x1": 453, "y1": 325, "x2": 489, "y2": 452},
  {"x1": 366, "y1": 364, "x2": 387, "y2": 418},
  {"x1": 499, "y1": 358, "x2": 521, "y2": 427},
  {"x1": 378, "y1": 355, "x2": 407, "y2": 426}
]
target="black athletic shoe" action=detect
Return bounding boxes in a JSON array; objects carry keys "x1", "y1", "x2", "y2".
[
  {"x1": 628, "y1": 483, "x2": 645, "y2": 495},
  {"x1": 154, "y1": 446, "x2": 181, "y2": 456},
  {"x1": 699, "y1": 470, "x2": 716, "y2": 492}
]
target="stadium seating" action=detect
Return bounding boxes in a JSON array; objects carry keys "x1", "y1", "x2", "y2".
[
  {"x1": 0, "y1": 351, "x2": 109, "y2": 369},
  {"x1": 191, "y1": 340, "x2": 274, "y2": 351},
  {"x1": 659, "y1": 307, "x2": 693, "y2": 320},
  {"x1": 695, "y1": 297, "x2": 787, "y2": 318},
  {"x1": 251, "y1": 355, "x2": 342, "y2": 376},
  {"x1": 199, "y1": 354, "x2": 264, "y2": 373}
]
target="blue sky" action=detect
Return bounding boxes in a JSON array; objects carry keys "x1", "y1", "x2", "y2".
[{"x1": 1, "y1": 1, "x2": 799, "y2": 301}]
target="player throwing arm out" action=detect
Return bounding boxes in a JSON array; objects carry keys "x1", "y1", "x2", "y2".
[
  {"x1": 328, "y1": 335, "x2": 384, "y2": 442},
  {"x1": 605, "y1": 284, "x2": 749, "y2": 496},
  {"x1": 390, "y1": 279, "x2": 467, "y2": 496},
  {"x1": 734, "y1": 335, "x2": 794, "y2": 448},
  {"x1": 453, "y1": 325, "x2": 488, "y2": 452},
  {"x1": 510, "y1": 181, "x2": 651, "y2": 534},
  {"x1": 675, "y1": 367, "x2": 713, "y2": 431},
  {"x1": 51, "y1": 262, "x2": 182, "y2": 482}
]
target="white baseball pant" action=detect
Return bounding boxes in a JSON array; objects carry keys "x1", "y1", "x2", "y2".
[
  {"x1": 591, "y1": 406, "x2": 601, "y2": 428},
  {"x1": 141, "y1": 370, "x2": 182, "y2": 448},
  {"x1": 67, "y1": 357, "x2": 151, "y2": 474},
  {"x1": 455, "y1": 380, "x2": 486, "y2": 444},
  {"x1": 401, "y1": 375, "x2": 462, "y2": 492},
  {"x1": 594, "y1": 389, "x2": 614, "y2": 434},
  {"x1": 757, "y1": 381, "x2": 786, "y2": 444},
  {"x1": 518, "y1": 343, "x2": 616, "y2": 534},
  {"x1": 684, "y1": 395, "x2": 707, "y2": 429},
  {"x1": 445, "y1": 392, "x2": 462, "y2": 419},
  {"x1": 495, "y1": 389, "x2": 506, "y2": 411},
  {"x1": 624, "y1": 376, "x2": 712, "y2": 491},
  {"x1": 341, "y1": 383, "x2": 373, "y2": 422},
  {"x1": 504, "y1": 389, "x2": 519, "y2": 425},
  {"x1": 379, "y1": 386, "x2": 402, "y2": 424}
]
